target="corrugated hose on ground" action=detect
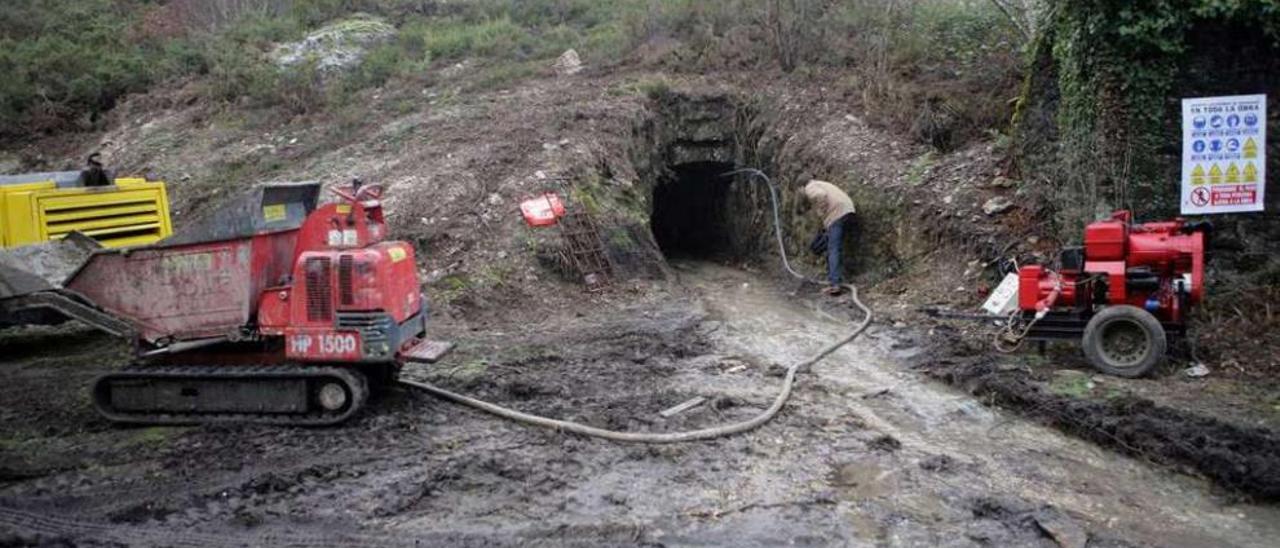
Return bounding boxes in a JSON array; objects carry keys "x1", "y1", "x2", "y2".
[{"x1": 400, "y1": 168, "x2": 873, "y2": 442}]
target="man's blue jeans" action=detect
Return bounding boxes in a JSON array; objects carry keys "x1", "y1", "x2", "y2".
[{"x1": 826, "y1": 214, "x2": 853, "y2": 285}]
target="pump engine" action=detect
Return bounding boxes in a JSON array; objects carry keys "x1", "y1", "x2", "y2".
[{"x1": 1013, "y1": 211, "x2": 1209, "y2": 377}]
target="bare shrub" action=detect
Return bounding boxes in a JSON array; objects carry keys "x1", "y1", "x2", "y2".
[
  {"x1": 761, "y1": 0, "x2": 830, "y2": 72},
  {"x1": 157, "y1": 0, "x2": 294, "y2": 36}
]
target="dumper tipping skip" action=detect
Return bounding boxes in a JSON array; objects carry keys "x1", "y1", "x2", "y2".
[{"x1": 0, "y1": 181, "x2": 451, "y2": 425}]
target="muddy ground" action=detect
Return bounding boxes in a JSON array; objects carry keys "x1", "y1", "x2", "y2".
[
  {"x1": 2, "y1": 262, "x2": 1278, "y2": 547},
  {"x1": 2, "y1": 60, "x2": 1278, "y2": 546}
]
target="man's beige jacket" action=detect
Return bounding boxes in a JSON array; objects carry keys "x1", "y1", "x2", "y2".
[{"x1": 802, "y1": 180, "x2": 855, "y2": 228}]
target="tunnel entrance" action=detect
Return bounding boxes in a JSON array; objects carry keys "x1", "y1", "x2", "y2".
[{"x1": 650, "y1": 162, "x2": 738, "y2": 259}]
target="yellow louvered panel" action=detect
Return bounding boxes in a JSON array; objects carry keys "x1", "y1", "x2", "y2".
[
  {"x1": 42, "y1": 202, "x2": 159, "y2": 223},
  {"x1": 0, "y1": 181, "x2": 54, "y2": 247},
  {"x1": 1, "y1": 178, "x2": 171, "y2": 249},
  {"x1": 36, "y1": 184, "x2": 170, "y2": 248},
  {"x1": 47, "y1": 214, "x2": 162, "y2": 236}
]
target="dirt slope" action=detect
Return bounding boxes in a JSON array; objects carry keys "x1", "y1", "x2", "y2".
[
  {"x1": 4, "y1": 264, "x2": 1279, "y2": 547},
  {"x1": 3, "y1": 64, "x2": 1279, "y2": 546}
]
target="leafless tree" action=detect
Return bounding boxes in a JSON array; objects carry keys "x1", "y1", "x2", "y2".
[
  {"x1": 762, "y1": 0, "x2": 835, "y2": 72},
  {"x1": 167, "y1": 0, "x2": 294, "y2": 33},
  {"x1": 986, "y1": 0, "x2": 1046, "y2": 40}
]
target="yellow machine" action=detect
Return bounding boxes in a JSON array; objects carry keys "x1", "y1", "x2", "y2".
[{"x1": 0, "y1": 171, "x2": 172, "y2": 249}]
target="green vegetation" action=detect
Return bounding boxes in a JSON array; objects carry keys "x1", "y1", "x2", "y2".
[
  {"x1": 0, "y1": 0, "x2": 641, "y2": 133},
  {"x1": 0, "y1": 0, "x2": 193, "y2": 133},
  {"x1": 127, "y1": 426, "x2": 182, "y2": 447},
  {"x1": 906, "y1": 152, "x2": 937, "y2": 186},
  {"x1": 1, "y1": 0, "x2": 1027, "y2": 148},
  {"x1": 1016, "y1": 0, "x2": 1280, "y2": 232},
  {"x1": 1048, "y1": 370, "x2": 1095, "y2": 398}
]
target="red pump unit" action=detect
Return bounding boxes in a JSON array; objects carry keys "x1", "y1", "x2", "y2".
[{"x1": 1013, "y1": 211, "x2": 1208, "y2": 377}]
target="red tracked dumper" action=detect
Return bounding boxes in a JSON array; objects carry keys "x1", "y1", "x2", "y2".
[{"x1": 0, "y1": 182, "x2": 451, "y2": 425}]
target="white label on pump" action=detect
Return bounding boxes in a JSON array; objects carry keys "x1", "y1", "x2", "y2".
[
  {"x1": 327, "y1": 230, "x2": 342, "y2": 246},
  {"x1": 342, "y1": 229, "x2": 358, "y2": 247},
  {"x1": 983, "y1": 273, "x2": 1021, "y2": 316}
]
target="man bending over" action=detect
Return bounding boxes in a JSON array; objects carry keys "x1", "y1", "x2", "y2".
[{"x1": 802, "y1": 179, "x2": 855, "y2": 296}]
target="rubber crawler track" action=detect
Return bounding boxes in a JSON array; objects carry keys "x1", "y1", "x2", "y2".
[{"x1": 92, "y1": 365, "x2": 369, "y2": 426}]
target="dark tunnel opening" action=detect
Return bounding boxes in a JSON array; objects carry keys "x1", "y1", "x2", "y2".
[{"x1": 650, "y1": 161, "x2": 738, "y2": 259}]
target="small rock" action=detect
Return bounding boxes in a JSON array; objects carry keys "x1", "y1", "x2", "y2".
[
  {"x1": 919, "y1": 454, "x2": 957, "y2": 473},
  {"x1": 1027, "y1": 236, "x2": 1040, "y2": 245},
  {"x1": 553, "y1": 49, "x2": 583, "y2": 75},
  {"x1": 893, "y1": 322, "x2": 907, "y2": 329},
  {"x1": 440, "y1": 62, "x2": 468, "y2": 79},
  {"x1": 990, "y1": 176, "x2": 1018, "y2": 188},
  {"x1": 270, "y1": 15, "x2": 396, "y2": 74},
  {"x1": 1184, "y1": 363, "x2": 1211, "y2": 378},
  {"x1": 963, "y1": 259, "x2": 983, "y2": 278},
  {"x1": 868, "y1": 434, "x2": 902, "y2": 452},
  {"x1": 982, "y1": 196, "x2": 1015, "y2": 216},
  {"x1": 1034, "y1": 507, "x2": 1088, "y2": 548}
]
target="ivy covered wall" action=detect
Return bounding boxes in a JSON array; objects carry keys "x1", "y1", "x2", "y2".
[{"x1": 1015, "y1": 0, "x2": 1280, "y2": 230}]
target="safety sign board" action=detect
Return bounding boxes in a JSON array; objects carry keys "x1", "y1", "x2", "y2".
[{"x1": 1182, "y1": 94, "x2": 1266, "y2": 214}]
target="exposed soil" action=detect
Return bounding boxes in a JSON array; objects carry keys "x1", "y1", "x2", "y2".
[
  {"x1": 3, "y1": 62, "x2": 1279, "y2": 546},
  {"x1": 924, "y1": 350, "x2": 1280, "y2": 502},
  {"x1": 2, "y1": 262, "x2": 1279, "y2": 546}
]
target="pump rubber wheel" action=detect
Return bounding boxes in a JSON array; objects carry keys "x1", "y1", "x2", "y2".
[{"x1": 1082, "y1": 305, "x2": 1166, "y2": 378}]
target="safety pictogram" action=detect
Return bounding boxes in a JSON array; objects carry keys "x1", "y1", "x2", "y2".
[
  {"x1": 1182, "y1": 94, "x2": 1266, "y2": 214},
  {"x1": 1191, "y1": 187, "x2": 1211, "y2": 207}
]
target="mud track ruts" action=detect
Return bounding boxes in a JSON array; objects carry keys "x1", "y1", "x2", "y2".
[
  {"x1": 0, "y1": 504, "x2": 559, "y2": 548},
  {"x1": 930, "y1": 358, "x2": 1280, "y2": 501},
  {"x1": 0, "y1": 504, "x2": 662, "y2": 547}
]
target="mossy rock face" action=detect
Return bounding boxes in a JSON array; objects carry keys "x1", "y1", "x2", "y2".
[
  {"x1": 271, "y1": 14, "x2": 397, "y2": 73},
  {"x1": 1016, "y1": 1, "x2": 1280, "y2": 228}
]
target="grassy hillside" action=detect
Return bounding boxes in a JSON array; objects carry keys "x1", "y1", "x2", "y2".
[{"x1": 0, "y1": 0, "x2": 1025, "y2": 150}]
